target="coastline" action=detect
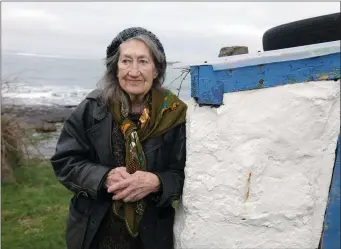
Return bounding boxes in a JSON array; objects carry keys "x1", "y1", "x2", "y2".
[{"x1": 2, "y1": 103, "x2": 74, "y2": 158}]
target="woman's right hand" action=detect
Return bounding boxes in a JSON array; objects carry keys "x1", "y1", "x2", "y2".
[{"x1": 105, "y1": 167, "x2": 130, "y2": 189}]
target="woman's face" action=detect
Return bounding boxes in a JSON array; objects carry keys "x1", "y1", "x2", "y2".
[{"x1": 117, "y1": 39, "x2": 158, "y2": 98}]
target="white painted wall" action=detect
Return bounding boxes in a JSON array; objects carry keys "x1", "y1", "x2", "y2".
[{"x1": 175, "y1": 80, "x2": 340, "y2": 249}]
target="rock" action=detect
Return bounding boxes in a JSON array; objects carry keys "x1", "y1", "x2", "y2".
[
  {"x1": 218, "y1": 46, "x2": 249, "y2": 57},
  {"x1": 2, "y1": 104, "x2": 74, "y2": 133},
  {"x1": 1, "y1": 103, "x2": 70, "y2": 158},
  {"x1": 35, "y1": 122, "x2": 57, "y2": 133},
  {"x1": 62, "y1": 105, "x2": 78, "y2": 109},
  {"x1": 43, "y1": 116, "x2": 66, "y2": 123}
]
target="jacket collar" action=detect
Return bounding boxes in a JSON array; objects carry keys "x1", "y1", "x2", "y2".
[{"x1": 86, "y1": 89, "x2": 108, "y2": 121}]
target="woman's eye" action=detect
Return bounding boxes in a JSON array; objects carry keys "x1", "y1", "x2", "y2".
[
  {"x1": 122, "y1": 59, "x2": 130, "y2": 64},
  {"x1": 140, "y1": 60, "x2": 148, "y2": 64}
]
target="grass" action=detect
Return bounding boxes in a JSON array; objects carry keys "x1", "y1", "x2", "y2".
[{"x1": 1, "y1": 158, "x2": 72, "y2": 249}]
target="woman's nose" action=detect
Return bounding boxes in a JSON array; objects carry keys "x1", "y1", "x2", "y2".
[{"x1": 128, "y1": 68, "x2": 141, "y2": 77}]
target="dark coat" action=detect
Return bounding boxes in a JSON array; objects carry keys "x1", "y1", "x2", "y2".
[{"x1": 50, "y1": 89, "x2": 186, "y2": 249}]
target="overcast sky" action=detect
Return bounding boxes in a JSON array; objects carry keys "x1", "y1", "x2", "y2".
[{"x1": 2, "y1": 2, "x2": 340, "y2": 62}]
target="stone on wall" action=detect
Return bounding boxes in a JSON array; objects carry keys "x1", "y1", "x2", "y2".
[{"x1": 218, "y1": 46, "x2": 249, "y2": 57}]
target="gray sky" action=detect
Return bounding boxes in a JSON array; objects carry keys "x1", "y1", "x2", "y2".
[{"x1": 2, "y1": 2, "x2": 340, "y2": 62}]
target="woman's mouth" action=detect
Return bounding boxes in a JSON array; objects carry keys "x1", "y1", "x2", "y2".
[{"x1": 127, "y1": 80, "x2": 143, "y2": 85}]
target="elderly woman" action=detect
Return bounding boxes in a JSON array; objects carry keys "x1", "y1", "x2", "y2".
[{"x1": 50, "y1": 27, "x2": 187, "y2": 249}]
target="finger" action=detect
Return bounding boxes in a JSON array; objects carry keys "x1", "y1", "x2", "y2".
[
  {"x1": 105, "y1": 179, "x2": 121, "y2": 189},
  {"x1": 124, "y1": 187, "x2": 150, "y2": 202},
  {"x1": 108, "y1": 167, "x2": 126, "y2": 177},
  {"x1": 116, "y1": 166, "x2": 127, "y2": 172},
  {"x1": 107, "y1": 168, "x2": 116, "y2": 176},
  {"x1": 123, "y1": 193, "x2": 136, "y2": 202},
  {"x1": 134, "y1": 189, "x2": 150, "y2": 201},
  {"x1": 106, "y1": 172, "x2": 125, "y2": 188},
  {"x1": 104, "y1": 178, "x2": 113, "y2": 189},
  {"x1": 107, "y1": 178, "x2": 131, "y2": 193},
  {"x1": 118, "y1": 170, "x2": 131, "y2": 179},
  {"x1": 107, "y1": 180, "x2": 125, "y2": 193},
  {"x1": 109, "y1": 174, "x2": 124, "y2": 183},
  {"x1": 124, "y1": 188, "x2": 141, "y2": 202},
  {"x1": 113, "y1": 187, "x2": 134, "y2": 201}
]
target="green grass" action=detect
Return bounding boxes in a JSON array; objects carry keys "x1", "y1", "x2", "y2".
[{"x1": 1, "y1": 158, "x2": 72, "y2": 249}]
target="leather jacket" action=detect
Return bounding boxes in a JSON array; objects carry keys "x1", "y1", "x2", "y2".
[{"x1": 50, "y1": 89, "x2": 187, "y2": 249}]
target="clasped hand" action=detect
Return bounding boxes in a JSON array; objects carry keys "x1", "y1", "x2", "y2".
[{"x1": 105, "y1": 167, "x2": 160, "y2": 202}]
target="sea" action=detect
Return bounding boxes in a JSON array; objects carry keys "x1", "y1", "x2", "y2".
[{"x1": 1, "y1": 52, "x2": 191, "y2": 107}]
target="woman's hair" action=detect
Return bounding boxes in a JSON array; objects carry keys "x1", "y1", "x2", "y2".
[{"x1": 99, "y1": 34, "x2": 167, "y2": 111}]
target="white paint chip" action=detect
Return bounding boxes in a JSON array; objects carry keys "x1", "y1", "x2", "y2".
[{"x1": 175, "y1": 80, "x2": 340, "y2": 249}]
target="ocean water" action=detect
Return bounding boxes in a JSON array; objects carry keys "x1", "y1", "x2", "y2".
[{"x1": 2, "y1": 53, "x2": 191, "y2": 106}]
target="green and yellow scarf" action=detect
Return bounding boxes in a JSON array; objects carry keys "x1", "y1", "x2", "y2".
[{"x1": 110, "y1": 88, "x2": 187, "y2": 237}]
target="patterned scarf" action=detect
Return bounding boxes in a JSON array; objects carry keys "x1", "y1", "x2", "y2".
[{"x1": 110, "y1": 88, "x2": 187, "y2": 237}]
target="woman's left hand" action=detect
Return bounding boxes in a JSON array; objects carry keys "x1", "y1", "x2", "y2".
[{"x1": 107, "y1": 171, "x2": 160, "y2": 202}]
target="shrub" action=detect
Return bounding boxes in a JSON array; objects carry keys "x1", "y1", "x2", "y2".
[{"x1": 1, "y1": 114, "x2": 26, "y2": 182}]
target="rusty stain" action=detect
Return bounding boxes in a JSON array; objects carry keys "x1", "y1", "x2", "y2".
[
  {"x1": 255, "y1": 80, "x2": 264, "y2": 89},
  {"x1": 247, "y1": 172, "x2": 252, "y2": 183},
  {"x1": 305, "y1": 76, "x2": 314, "y2": 82},
  {"x1": 318, "y1": 74, "x2": 330, "y2": 80},
  {"x1": 245, "y1": 189, "x2": 250, "y2": 201},
  {"x1": 245, "y1": 172, "x2": 252, "y2": 202}
]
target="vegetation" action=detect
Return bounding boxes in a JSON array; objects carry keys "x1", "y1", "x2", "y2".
[
  {"x1": 1, "y1": 158, "x2": 72, "y2": 249},
  {"x1": 1, "y1": 80, "x2": 71, "y2": 249},
  {"x1": 1, "y1": 114, "x2": 26, "y2": 183}
]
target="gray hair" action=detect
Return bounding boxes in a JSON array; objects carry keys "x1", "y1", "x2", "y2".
[{"x1": 99, "y1": 34, "x2": 167, "y2": 112}]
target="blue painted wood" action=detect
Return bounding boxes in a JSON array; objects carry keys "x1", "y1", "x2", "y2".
[
  {"x1": 192, "y1": 52, "x2": 340, "y2": 105},
  {"x1": 190, "y1": 66, "x2": 199, "y2": 99},
  {"x1": 322, "y1": 135, "x2": 340, "y2": 249},
  {"x1": 198, "y1": 66, "x2": 223, "y2": 105}
]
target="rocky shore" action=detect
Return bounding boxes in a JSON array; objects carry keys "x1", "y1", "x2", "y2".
[
  {"x1": 2, "y1": 104, "x2": 75, "y2": 131},
  {"x1": 2, "y1": 104, "x2": 76, "y2": 158}
]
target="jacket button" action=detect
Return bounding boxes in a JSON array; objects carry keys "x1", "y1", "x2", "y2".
[{"x1": 77, "y1": 191, "x2": 88, "y2": 198}]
